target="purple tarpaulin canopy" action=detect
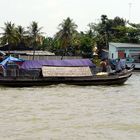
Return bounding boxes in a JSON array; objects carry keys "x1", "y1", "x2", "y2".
[{"x1": 21, "y1": 59, "x2": 95, "y2": 69}]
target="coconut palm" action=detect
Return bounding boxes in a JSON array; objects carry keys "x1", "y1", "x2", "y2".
[
  {"x1": 101, "y1": 15, "x2": 109, "y2": 48},
  {"x1": 56, "y1": 17, "x2": 77, "y2": 58},
  {"x1": 16, "y1": 26, "x2": 26, "y2": 42},
  {"x1": 16, "y1": 25, "x2": 29, "y2": 49},
  {"x1": 1, "y1": 22, "x2": 19, "y2": 53},
  {"x1": 27, "y1": 21, "x2": 43, "y2": 59},
  {"x1": 101, "y1": 15, "x2": 108, "y2": 24}
]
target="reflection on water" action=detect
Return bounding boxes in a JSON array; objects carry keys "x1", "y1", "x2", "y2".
[{"x1": 0, "y1": 73, "x2": 140, "y2": 140}]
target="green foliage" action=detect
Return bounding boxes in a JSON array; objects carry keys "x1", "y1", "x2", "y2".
[
  {"x1": 0, "y1": 15, "x2": 140, "y2": 58},
  {"x1": 1, "y1": 22, "x2": 19, "y2": 46},
  {"x1": 78, "y1": 33, "x2": 95, "y2": 57},
  {"x1": 54, "y1": 17, "x2": 78, "y2": 56},
  {"x1": 89, "y1": 15, "x2": 140, "y2": 52}
]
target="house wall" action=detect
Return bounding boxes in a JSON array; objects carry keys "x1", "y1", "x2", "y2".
[
  {"x1": 109, "y1": 44, "x2": 140, "y2": 61},
  {"x1": 126, "y1": 48, "x2": 140, "y2": 62},
  {"x1": 116, "y1": 47, "x2": 140, "y2": 58},
  {"x1": 109, "y1": 45, "x2": 118, "y2": 59}
]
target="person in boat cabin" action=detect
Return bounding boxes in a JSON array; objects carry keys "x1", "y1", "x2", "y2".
[
  {"x1": 100, "y1": 58, "x2": 108, "y2": 72},
  {"x1": 115, "y1": 58, "x2": 126, "y2": 72},
  {"x1": 0, "y1": 55, "x2": 4, "y2": 62},
  {"x1": 100, "y1": 58, "x2": 113, "y2": 73}
]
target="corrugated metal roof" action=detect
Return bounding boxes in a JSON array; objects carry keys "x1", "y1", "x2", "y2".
[
  {"x1": 3, "y1": 50, "x2": 55, "y2": 55},
  {"x1": 109, "y1": 42, "x2": 140, "y2": 48}
]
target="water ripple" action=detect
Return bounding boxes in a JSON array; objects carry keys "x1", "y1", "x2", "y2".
[{"x1": 0, "y1": 73, "x2": 140, "y2": 140}]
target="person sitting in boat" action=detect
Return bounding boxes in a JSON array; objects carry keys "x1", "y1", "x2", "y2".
[
  {"x1": 115, "y1": 58, "x2": 126, "y2": 72},
  {"x1": 100, "y1": 58, "x2": 108, "y2": 72},
  {"x1": 0, "y1": 55, "x2": 4, "y2": 62}
]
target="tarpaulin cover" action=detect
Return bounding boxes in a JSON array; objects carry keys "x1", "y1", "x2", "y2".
[
  {"x1": 21, "y1": 59, "x2": 95, "y2": 69},
  {"x1": 0, "y1": 56, "x2": 24, "y2": 66}
]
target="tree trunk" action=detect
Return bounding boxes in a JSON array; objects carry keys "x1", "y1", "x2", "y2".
[{"x1": 32, "y1": 42, "x2": 36, "y2": 60}]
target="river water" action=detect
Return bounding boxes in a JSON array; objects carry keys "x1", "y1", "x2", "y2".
[{"x1": 0, "y1": 73, "x2": 140, "y2": 140}]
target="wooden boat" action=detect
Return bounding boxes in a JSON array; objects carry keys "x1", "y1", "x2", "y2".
[
  {"x1": 0, "y1": 58, "x2": 134, "y2": 87},
  {"x1": 0, "y1": 68, "x2": 133, "y2": 87}
]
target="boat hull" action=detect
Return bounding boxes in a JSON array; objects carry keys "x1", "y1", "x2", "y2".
[{"x1": 0, "y1": 69, "x2": 133, "y2": 87}]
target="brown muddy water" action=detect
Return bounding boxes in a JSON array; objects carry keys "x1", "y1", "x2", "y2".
[{"x1": 0, "y1": 73, "x2": 140, "y2": 140}]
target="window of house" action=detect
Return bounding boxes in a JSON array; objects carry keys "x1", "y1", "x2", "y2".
[{"x1": 124, "y1": 53, "x2": 126, "y2": 58}]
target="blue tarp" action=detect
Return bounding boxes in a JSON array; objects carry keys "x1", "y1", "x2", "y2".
[
  {"x1": 21, "y1": 59, "x2": 95, "y2": 69},
  {"x1": 0, "y1": 56, "x2": 24, "y2": 66}
]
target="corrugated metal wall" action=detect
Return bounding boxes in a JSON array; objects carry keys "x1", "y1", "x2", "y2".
[{"x1": 19, "y1": 55, "x2": 82, "y2": 60}]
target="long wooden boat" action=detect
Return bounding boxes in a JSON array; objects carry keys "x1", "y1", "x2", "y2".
[
  {"x1": 0, "y1": 68, "x2": 133, "y2": 87},
  {"x1": 0, "y1": 58, "x2": 134, "y2": 87}
]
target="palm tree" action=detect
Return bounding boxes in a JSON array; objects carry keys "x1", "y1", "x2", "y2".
[
  {"x1": 101, "y1": 15, "x2": 109, "y2": 48},
  {"x1": 101, "y1": 15, "x2": 108, "y2": 24},
  {"x1": 1, "y1": 22, "x2": 19, "y2": 53},
  {"x1": 27, "y1": 21, "x2": 43, "y2": 60},
  {"x1": 56, "y1": 17, "x2": 77, "y2": 58},
  {"x1": 16, "y1": 26, "x2": 26, "y2": 42},
  {"x1": 16, "y1": 25, "x2": 28, "y2": 49}
]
